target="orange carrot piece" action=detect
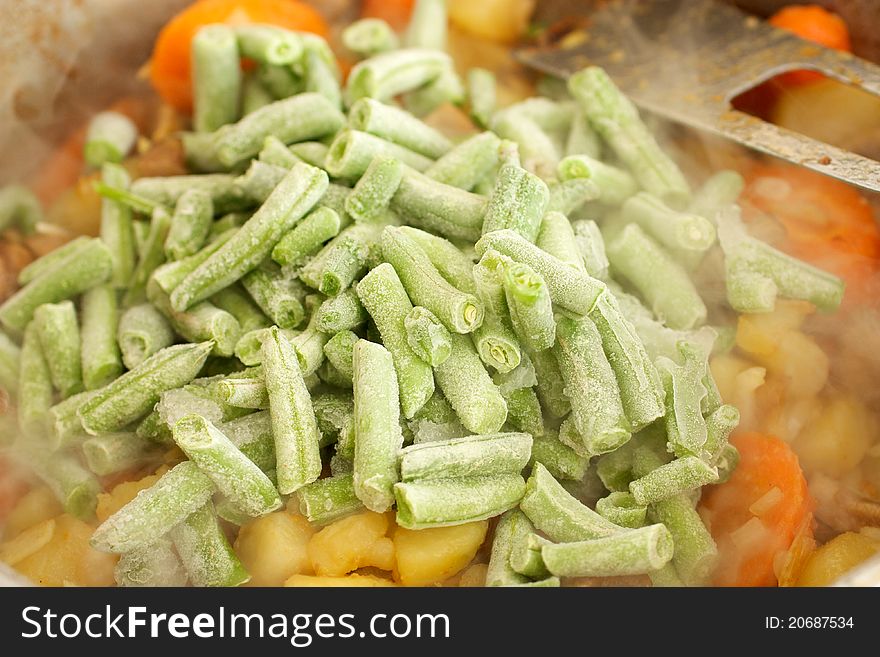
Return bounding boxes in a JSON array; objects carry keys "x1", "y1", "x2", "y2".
[
  {"x1": 700, "y1": 432, "x2": 814, "y2": 586},
  {"x1": 150, "y1": 0, "x2": 329, "y2": 113},
  {"x1": 361, "y1": 0, "x2": 415, "y2": 32},
  {"x1": 770, "y1": 5, "x2": 851, "y2": 87}
]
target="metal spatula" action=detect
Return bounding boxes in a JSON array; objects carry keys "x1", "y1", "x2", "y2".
[{"x1": 516, "y1": 0, "x2": 880, "y2": 193}]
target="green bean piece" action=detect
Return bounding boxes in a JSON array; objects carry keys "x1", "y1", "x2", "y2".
[
  {"x1": 174, "y1": 414, "x2": 281, "y2": 517},
  {"x1": 471, "y1": 256, "x2": 521, "y2": 374},
  {"x1": 261, "y1": 326, "x2": 321, "y2": 494},
  {"x1": 241, "y1": 72, "x2": 275, "y2": 117},
  {"x1": 528, "y1": 348, "x2": 570, "y2": 419},
  {"x1": 212, "y1": 92, "x2": 343, "y2": 167},
  {"x1": 381, "y1": 226, "x2": 483, "y2": 334},
  {"x1": 321, "y1": 330, "x2": 358, "y2": 386},
  {"x1": 606, "y1": 223, "x2": 707, "y2": 330},
  {"x1": 557, "y1": 154, "x2": 639, "y2": 206},
  {"x1": 351, "y1": 340, "x2": 403, "y2": 512},
  {"x1": 566, "y1": 105, "x2": 602, "y2": 158},
  {"x1": 623, "y1": 191, "x2": 716, "y2": 256},
  {"x1": 114, "y1": 537, "x2": 188, "y2": 587},
  {"x1": 704, "y1": 403, "x2": 740, "y2": 463},
  {"x1": 151, "y1": 229, "x2": 238, "y2": 295},
  {"x1": 133, "y1": 176, "x2": 250, "y2": 217},
  {"x1": 649, "y1": 496, "x2": 715, "y2": 585},
  {"x1": 502, "y1": 262, "x2": 556, "y2": 352},
  {"x1": 236, "y1": 160, "x2": 288, "y2": 204},
  {"x1": 571, "y1": 219, "x2": 609, "y2": 280},
  {"x1": 46, "y1": 390, "x2": 97, "y2": 448},
  {"x1": 485, "y1": 509, "x2": 534, "y2": 586},
  {"x1": 256, "y1": 62, "x2": 303, "y2": 100},
  {"x1": 501, "y1": 386, "x2": 543, "y2": 437},
  {"x1": 33, "y1": 301, "x2": 82, "y2": 398},
  {"x1": 17, "y1": 236, "x2": 92, "y2": 286},
  {"x1": 192, "y1": 25, "x2": 241, "y2": 133},
  {"x1": 84, "y1": 111, "x2": 137, "y2": 167},
  {"x1": 78, "y1": 341, "x2": 212, "y2": 435},
  {"x1": 466, "y1": 68, "x2": 496, "y2": 129},
  {"x1": 170, "y1": 501, "x2": 250, "y2": 587},
  {"x1": 568, "y1": 67, "x2": 690, "y2": 206},
  {"x1": 318, "y1": 223, "x2": 382, "y2": 297},
  {"x1": 241, "y1": 265, "x2": 304, "y2": 329},
  {"x1": 394, "y1": 474, "x2": 525, "y2": 529},
  {"x1": 171, "y1": 163, "x2": 328, "y2": 311},
  {"x1": 594, "y1": 439, "x2": 636, "y2": 493},
  {"x1": 399, "y1": 432, "x2": 531, "y2": 482},
  {"x1": 91, "y1": 461, "x2": 215, "y2": 553},
  {"x1": 629, "y1": 456, "x2": 718, "y2": 506},
  {"x1": 390, "y1": 167, "x2": 487, "y2": 242},
  {"x1": 657, "y1": 346, "x2": 709, "y2": 458},
  {"x1": 0, "y1": 238, "x2": 113, "y2": 334},
  {"x1": 490, "y1": 110, "x2": 560, "y2": 179},
  {"x1": 718, "y1": 209, "x2": 845, "y2": 313},
  {"x1": 258, "y1": 135, "x2": 300, "y2": 169},
  {"x1": 217, "y1": 377, "x2": 268, "y2": 409},
  {"x1": 530, "y1": 431, "x2": 590, "y2": 482},
  {"x1": 425, "y1": 132, "x2": 501, "y2": 191},
  {"x1": 233, "y1": 326, "x2": 299, "y2": 367},
  {"x1": 595, "y1": 491, "x2": 647, "y2": 529},
  {"x1": 289, "y1": 296, "x2": 330, "y2": 376},
  {"x1": 347, "y1": 48, "x2": 451, "y2": 102},
  {"x1": 211, "y1": 284, "x2": 270, "y2": 333},
  {"x1": 342, "y1": 18, "x2": 399, "y2": 58},
  {"x1": 355, "y1": 264, "x2": 434, "y2": 419},
  {"x1": 689, "y1": 170, "x2": 744, "y2": 222},
  {"x1": 542, "y1": 523, "x2": 673, "y2": 577},
  {"x1": 235, "y1": 24, "x2": 302, "y2": 65},
  {"x1": 349, "y1": 98, "x2": 452, "y2": 160},
  {"x1": 434, "y1": 333, "x2": 507, "y2": 435},
  {"x1": 17, "y1": 322, "x2": 53, "y2": 437},
  {"x1": 554, "y1": 313, "x2": 630, "y2": 455},
  {"x1": 476, "y1": 229, "x2": 606, "y2": 316},
  {"x1": 147, "y1": 282, "x2": 241, "y2": 358},
  {"x1": 99, "y1": 164, "x2": 137, "y2": 288},
  {"x1": 32, "y1": 450, "x2": 100, "y2": 521},
  {"x1": 125, "y1": 206, "x2": 172, "y2": 306},
  {"x1": 0, "y1": 184, "x2": 42, "y2": 235},
  {"x1": 405, "y1": 0, "x2": 447, "y2": 49},
  {"x1": 80, "y1": 285, "x2": 123, "y2": 390},
  {"x1": 0, "y1": 329, "x2": 21, "y2": 397},
  {"x1": 343, "y1": 155, "x2": 403, "y2": 224},
  {"x1": 271, "y1": 206, "x2": 341, "y2": 269},
  {"x1": 294, "y1": 473, "x2": 361, "y2": 525},
  {"x1": 301, "y1": 47, "x2": 341, "y2": 109},
  {"x1": 590, "y1": 292, "x2": 665, "y2": 431},
  {"x1": 521, "y1": 463, "x2": 623, "y2": 542},
  {"x1": 482, "y1": 165, "x2": 549, "y2": 243},
  {"x1": 164, "y1": 189, "x2": 213, "y2": 261},
  {"x1": 546, "y1": 178, "x2": 599, "y2": 216},
  {"x1": 403, "y1": 306, "x2": 452, "y2": 367},
  {"x1": 218, "y1": 410, "x2": 275, "y2": 473},
  {"x1": 535, "y1": 212, "x2": 583, "y2": 273},
  {"x1": 285, "y1": 140, "x2": 326, "y2": 167},
  {"x1": 316, "y1": 291, "x2": 367, "y2": 334},
  {"x1": 325, "y1": 130, "x2": 433, "y2": 179},
  {"x1": 82, "y1": 432, "x2": 158, "y2": 476},
  {"x1": 396, "y1": 227, "x2": 474, "y2": 292}
]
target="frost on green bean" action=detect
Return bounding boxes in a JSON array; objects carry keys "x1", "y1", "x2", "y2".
[
  {"x1": 296, "y1": 473, "x2": 364, "y2": 525},
  {"x1": 17, "y1": 322, "x2": 53, "y2": 436},
  {"x1": 471, "y1": 254, "x2": 521, "y2": 374},
  {"x1": 100, "y1": 164, "x2": 137, "y2": 288},
  {"x1": 192, "y1": 25, "x2": 242, "y2": 133},
  {"x1": 33, "y1": 301, "x2": 82, "y2": 399},
  {"x1": 170, "y1": 501, "x2": 250, "y2": 587},
  {"x1": 424, "y1": 132, "x2": 501, "y2": 191},
  {"x1": 84, "y1": 111, "x2": 137, "y2": 167},
  {"x1": 342, "y1": 18, "x2": 399, "y2": 58},
  {"x1": 399, "y1": 432, "x2": 531, "y2": 482},
  {"x1": 347, "y1": 48, "x2": 451, "y2": 103},
  {"x1": 349, "y1": 98, "x2": 452, "y2": 160},
  {"x1": 80, "y1": 284, "x2": 124, "y2": 391},
  {"x1": 325, "y1": 130, "x2": 433, "y2": 179},
  {"x1": 481, "y1": 165, "x2": 549, "y2": 243}
]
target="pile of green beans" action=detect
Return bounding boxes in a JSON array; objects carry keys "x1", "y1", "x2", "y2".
[{"x1": 0, "y1": 0, "x2": 847, "y2": 588}]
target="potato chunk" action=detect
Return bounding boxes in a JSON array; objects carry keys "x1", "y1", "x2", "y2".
[
  {"x1": 393, "y1": 521, "x2": 488, "y2": 587},
  {"x1": 235, "y1": 511, "x2": 315, "y2": 586},
  {"x1": 308, "y1": 511, "x2": 394, "y2": 577},
  {"x1": 4, "y1": 487, "x2": 63, "y2": 539},
  {"x1": 285, "y1": 573, "x2": 396, "y2": 587},
  {"x1": 797, "y1": 532, "x2": 879, "y2": 586}
]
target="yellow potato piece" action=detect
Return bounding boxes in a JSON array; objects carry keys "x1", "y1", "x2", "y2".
[
  {"x1": 308, "y1": 510, "x2": 392, "y2": 577},
  {"x1": 285, "y1": 573, "x2": 397, "y2": 587},
  {"x1": 3, "y1": 487, "x2": 63, "y2": 539},
  {"x1": 14, "y1": 515, "x2": 117, "y2": 587},
  {"x1": 234, "y1": 511, "x2": 315, "y2": 586},
  {"x1": 95, "y1": 468, "x2": 167, "y2": 522},
  {"x1": 797, "y1": 532, "x2": 879, "y2": 587},
  {"x1": 393, "y1": 521, "x2": 488, "y2": 587},
  {"x1": 794, "y1": 396, "x2": 874, "y2": 478},
  {"x1": 1, "y1": 518, "x2": 56, "y2": 566},
  {"x1": 448, "y1": 0, "x2": 535, "y2": 44}
]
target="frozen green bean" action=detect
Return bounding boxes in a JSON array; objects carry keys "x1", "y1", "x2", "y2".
[
  {"x1": 485, "y1": 509, "x2": 538, "y2": 587},
  {"x1": 503, "y1": 262, "x2": 556, "y2": 352},
  {"x1": 211, "y1": 284, "x2": 270, "y2": 333},
  {"x1": 394, "y1": 473, "x2": 525, "y2": 529},
  {"x1": 529, "y1": 348, "x2": 570, "y2": 420},
  {"x1": 542, "y1": 523, "x2": 674, "y2": 577},
  {"x1": 316, "y1": 290, "x2": 366, "y2": 333},
  {"x1": 114, "y1": 537, "x2": 188, "y2": 587},
  {"x1": 558, "y1": 154, "x2": 638, "y2": 206},
  {"x1": 235, "y1": 24, "x2": 302, "y2": 65},
  {"x1": 17, "y1": 322, "x2": 53, "y2": 436},
  {"x1": 261, "y1": 326, "x2": 321, "y2": 494},
  {"x1": 629, "y1": 456, "x2": 718, "y2": 506},
  {"x1": 404, "y1": 306, "x2": 452, "y2": 366},
  {"x1": 647, "y1": 489, "x2": 718, "y2": 586},
  {"x1": 466, "y1": 68, "x2": 496, "y2": 129},
  {"x1": 689, "y1": 170, "x2": 744, "y2": 221},
  {"x1": 171, "y1": 163, "x2": 328, "y2": 310},
  {"x1": 125, "y1": 205, "x2": 172, "y2": 306},
  {"x1": 342, "y1": 18, "x2": 398, "y2": 57},
  {"x1": 33, "y1": 301, "x2": 82, "y2": 398},
  {"x1": 0, "y1": 237, "x2": 113, "y2": 333},
  {"x1": 397, "y1": 226, "x2": 476, "y2": 294},
  {"x1": 623, "y1": 191, "x2": 716, "y2": 254},
  {"x1": 471, "y1": 255, "x2": 521, "y2": 374},
  {"x1": 352, "y1": 339, "x2": 403, "y2": 511},
  {"x1": 82, "y1": 431, "x2": 158, "y2": 476},
  {"x1": 572, "y1": 219, "x2": 609, "y2": 280},
  {"x1": 17, "y1": 236, "x2": 92, "y2": 286},
  {"x1": 100, "y1": 164, "x2": 137, "y2": 288},
  {"x1": 521, "y1": 463, "x2": 622, "y2": 542},
  {"x1": 296, "y1": 473, "x2": 364, "y2": 525},
  {"x1": 425, "y1": 131, "x2": 501, "y2": 191},
  {"x1": 241, "y1": 264, "x2": 304, "y2": 328},
  {"x1": 271, "y1": 206, "x2": 341, "y2": 269},
  {"x1": 0, "y1": 329, "x2": 20, "y2": 396},
  {"x1": 344, "y1": 155, "x2": 403, "y2": 223},
  {"x1": 84, "y1": 111, "x2": 137, "y2": 166},
  {"x1": 481, "y1": 165, "x2": 549, "y2": 243},
  {"x1": 78, "y1": 341, "x2": 212, "y2": 434},
  {"x1": 0, "y1": 184, "x2": 42, "y2": 235},
  {"x1": 170, "y1": 501, "x2": 249, "y2": 587},
  {"x1": 399, "y1": 432, "x2": 531, "y2": 482},
  {"x1": 80, "y1": 285, "x2": 123, "y2": 390},
  {"x1": 656, "y1": 345, "x2": 709, "y2": 458},
  {"x1": 165, "y1": 189, "x2": 213, "y2": 261},
  {"x1": 350, "y1": 98, "x2": 452, "y2": 159},
  {"x1": 192, "y1": 25, "x2": 241, "y2": 133},
  {"x1": 347, "y1": 48, "x2": 451, "y2": 102},
  {"x1": 530, "y1": 431, "x2": 590, "y2": 482},
  {"x1": 568, "y1": 67, "x2": 690, "y2": 206},
  {"x1": 595, "y1": 491, "x2": 647, "y2": 529},
  {"x1": 148, "y1": 282, "x2": 241, "y2": 357},
  {"x1": 325, "y1": 130, "x2": 433, "y2": 179}
]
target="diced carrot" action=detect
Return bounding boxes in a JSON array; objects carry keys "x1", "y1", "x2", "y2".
[
  {"x1": 150, "y1": 0, "x2": 329, "y2": 112},
  {"x1": 769, "y1": 5, "x2": 851, "y2": 87},
  {"x1": 361, "y1": 0, "x2": 415, "y2": 32},
  {"x1": 700, "y1": 432, "x2": 814, "y2": 586},
  {"x1": 740, "y1": 162, "x2": 880, "y2": 306}
]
